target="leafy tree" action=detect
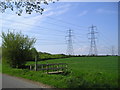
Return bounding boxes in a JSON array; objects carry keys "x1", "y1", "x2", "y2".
[
  {"x1": 0, "y1": 0, "x2": 58, "y2": 16},
  {"x1": 30, "y1": 47, "x2": 38, "y2": 60},
  {"x1": 2, "y1": 31, "x2": 36, "y2": 68}
]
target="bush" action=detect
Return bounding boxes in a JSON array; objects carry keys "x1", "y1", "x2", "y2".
[
  {"x1": 2, "y1": 31, "x2": 36, "y2": 68},
  {"x1": 66, "y1": 76, "x2": 90, "y2": 88},
  {"x1": 65, "y1": 72, "x2": 116, "y2": 88}
]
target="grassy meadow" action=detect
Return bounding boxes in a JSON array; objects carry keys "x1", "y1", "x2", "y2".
[{"x1": 2, "y1": 56, "x2": 118, "y2": 88}]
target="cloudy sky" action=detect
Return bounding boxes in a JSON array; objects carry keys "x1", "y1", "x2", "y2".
[{"x1": 0, "y1": 1, "x2": 118, "y2": 55}]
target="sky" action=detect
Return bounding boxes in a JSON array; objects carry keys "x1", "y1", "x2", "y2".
[{"x1": 0, "y1": 1, "x2": 118, "y2": 55}]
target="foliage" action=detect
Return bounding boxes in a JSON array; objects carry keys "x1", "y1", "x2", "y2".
[
  {"x1": 0, "y1": 0, "x2": 58, "y2": 16},
  {"x1": 2, "y1": 31, "x2": 36, "y2": 68},
  {"x1": 29, "y1": 47, "x2": 38, "y2": 60},
  {"x1": 38, "y1": 52, "x2": 69, "y2": 61}
]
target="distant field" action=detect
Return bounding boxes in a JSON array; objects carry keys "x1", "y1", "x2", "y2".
[
  {"x1": 3, "y1": 56, "x2": 118, "y2": 88},
  {"x1": 27, "y1": 56, "x2": 118, "y2": 74}
]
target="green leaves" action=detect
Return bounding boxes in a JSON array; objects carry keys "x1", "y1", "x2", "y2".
[
  {"x1": 0, "y1": 0, "x2": 58, "y2": 16},
  {"x1": 2, "y1": 31, "x2": 36, "y2": 68}
]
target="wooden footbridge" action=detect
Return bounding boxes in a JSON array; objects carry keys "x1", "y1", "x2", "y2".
[{"x1": 29, "y1": 63, "x2": 68, "y2": 74}]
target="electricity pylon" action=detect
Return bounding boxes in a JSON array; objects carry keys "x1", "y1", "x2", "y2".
[
  {"x1": 66, "y1": 29, "x2": 74, "y2": 55},
  {"x1": 88, "y1": 25, "x2": 98, "y2": 56}
]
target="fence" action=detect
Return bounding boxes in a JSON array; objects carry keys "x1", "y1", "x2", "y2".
[{"x1": 29, "y1": 63, "x2": 68, "y2": 74}]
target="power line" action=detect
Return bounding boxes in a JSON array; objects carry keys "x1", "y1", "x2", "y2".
[
  {"x1": 1, "y1": 26, "x2": 66, "y2": 41},
  {"x1": 88, "y1": 25, "x2": 98, "y2": 56},
  {"x1": 99, "y1": 31, "x2": 114, "y2": 45},
  {"x1": 1, "y1": 13, "x2": 67, "y2": 33},
  {"x1": 1, "y1": 18, "x2": 88, "y2": 40},
  {"x1": 1, "y1": 12, "x2": 88, "y2": 29},
  {"x1": 111, "y1": 46, "x2": 115, "y2": 56},
  {"x1": 1, "y1": 25, "x2": 66, "y2": 37},
  {"x1": 46, "y1": 17, "x2": 88, "y2": 29},
  {"x1": 0, "y1": 17, "x2": 66, "y2": 34},
  {"x1": 1, "y1": 12, "x2": 89, "y2": 33},
  {"x1": 35, "y1": 42, "x2": 66, "y2": 45},
  {"x1": 98, "y1": 31, "x2": 117, "y2": 55}
]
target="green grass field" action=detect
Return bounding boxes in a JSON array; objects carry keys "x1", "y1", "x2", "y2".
[{"x1": 2, "y1": 56, "x2": 118, "y2": 88}]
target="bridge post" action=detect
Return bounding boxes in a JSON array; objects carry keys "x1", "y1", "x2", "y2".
[{"x1": 35, "y1": 56, "x2": 37, "y2": 71}]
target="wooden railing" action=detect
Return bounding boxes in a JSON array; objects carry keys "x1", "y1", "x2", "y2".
[{"x1": 29, "y1": 63, "x2": 68, "y2": 74}]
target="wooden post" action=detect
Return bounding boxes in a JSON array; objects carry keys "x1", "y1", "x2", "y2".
[
  {"x1": 57, "y1": 64, "x2": 59, "y2": 72},
  {"x1": 30, "y1": 65, "x2": 32, "y2": 70},
  {"x1": 42, "y1": 65, "x2": 44, "y2": 72},
  {"x1": 35, "y1": 56, "x2": 37, "y2": 71},
  {"x1": 53, "y1": 64, "x2": 54, "y2": 71},
  {"x1": 66, "y1": 64, "x2": 67, "y2": 71}
]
